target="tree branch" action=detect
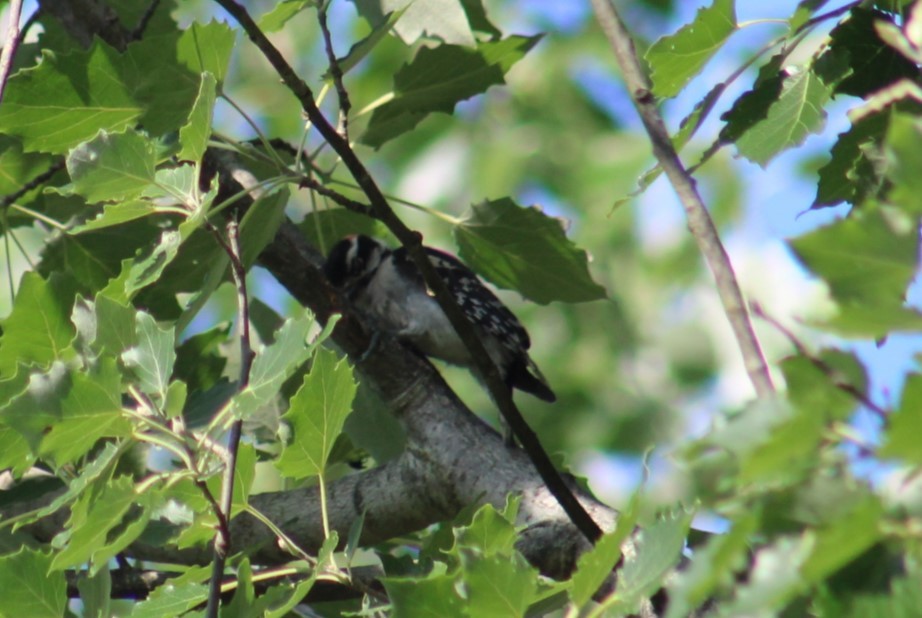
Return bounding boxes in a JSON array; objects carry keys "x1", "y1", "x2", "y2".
[{"x1": 589, "y1": 0, "x2": 775, "y2": 399}]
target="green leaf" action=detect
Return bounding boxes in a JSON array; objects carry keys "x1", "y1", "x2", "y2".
[
  {"x1": 608, "y1": 510, "x2": 693, "y2": 613},
  {"x1": 276, "y1": 348, "x2": 357, "y2": 479},
  {"x1": 128, "y1": 582, "x2": 208, "y2": 618},
  {"x1": 813, "y1": 110, "x2": 888, "y2": 208},
  {"x1": 885, "y1": 112, "x2": 922, "y2": 216},
  {"x1": 233, "y1": 312, "x2": 319, "y2": 418},
  {"x1": 66, "y1": 129, "x2": 157, "y2": 203},
  {"x1": 801, "y1": 495, "x2": 883, "y2": 582},
  {"x1": 174, "y1": 323, "x2": 229, "y2": 393},
  {"x1": 719, "y1": 54, "x2": 784, "y2": 145},
  {"x1": 78, "y1": 564, "x2": 112, "y2": 618},
  {"x1": 40, "y1": 358, "x2": 129, "y2": 466},
  {"x1": 361, "y1": 35, "x2": 540, "y2": 148},
  {"x1": 646, "y1": 0, "x2": 737, "y2": 98},
  {"x1": 354, "y1": 0, "x2": 476, "y2": 46},
  {"x1": 455, "y1": 198, "x2": 606, "y2": 304},
  {"x1": 734, "y1": 67, "x2": 831, "y2": 166},
  {"x1": 383, "y1": 565, "x2": 465, "y2": 618},
  {"x1": 239, "y1": 189, "x2": 289, "y2": 268},
  {"x1": 299, "y1": 208, "x2": 386, "y2": 256},
  {"x1": 122, "y1": 311, "x2": 176, "y2": 403},
  {"x1": 570, "y1": 494, "x2": 640, "y2": 607},
  {"x1": 880, "y1": 374, "x2": 922, "y2": 463},
  {"x1": 333, "y1": 9, "x2": 407, "y2": 77},
  {"x1": 70, "y1": 201, "x2": 158, "y2": 234},
  {"x1": 178, "y1": 72, "x2": 217, "y2": 163},
  {"x1": 827, "y1": 8, "x2": 919, "y2": 98},
  {"x1": 789, "y1": 208, "x2": 918, "y2": 310},
  {"x1": 0, "y1": 549, "x2": 66, "y2": 618},
  {"x1": 92, "y1": 294, "x2": 138, "y2": 357},
  {"x1": 15, "y1": 442, "x2": 120, "y2": 530},
  {"x1": 463, "y1": 552, "x2": 538, "y2": 617},
  {"x1": 0, "y1": 272, "x2": 77, "y2": 376},
  {"x1": 456, "y1": 500, "x2": 518, "y2": 556},
  {"x1": 176, "y1": 21, "x2": 236, "y2": 84},
  {"x1": 123, "y1": 230, "x2": 184, "y2": 299},
  {"x1": 259, "y1": 1, "x2": 317, "y2": 33},
  {"x1": 0, "y1": 42, "x2": 142, "y2": 153},
  {"x1": 51, "y1": 476, "x2": 152, "y2": 573}
]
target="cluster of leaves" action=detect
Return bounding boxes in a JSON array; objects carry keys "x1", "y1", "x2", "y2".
[
  {"x1": 639, "y1": 0, "x2": 922, "y2": 615},
  {"x1": 0, "y1": 0, "x2": 921, "y2": 616}
]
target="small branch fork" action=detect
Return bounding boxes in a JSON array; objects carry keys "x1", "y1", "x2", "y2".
[
  {"x1": 212, "y1": 0, "x2": 603, "y2": 543},
  {"x1": 589, "y1": 0, "x2": 775, "y2": 400}
]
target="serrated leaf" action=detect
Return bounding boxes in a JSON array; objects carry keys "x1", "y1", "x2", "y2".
[
  {"x1": 456, "y1": 501, "x2": 517, "y2": 556},
  {"x1": 789, "y1": 208, "x2": 918, "y2": 309},
  {"x1": 813, "y1": 110, "x2": 889, "y2": 208},
  {"x1": 361, "y1": 35, "x2": 539, "y2": 148},
  {"x1": 463, "y1": 552, "x2": 538, "y2": 617},
  {"x1": 276, "y1": 348, "x2": 357, "y2": 479},
  {"x1": 0, "y1": 272, "x2": 77, "y2": 376},
  {"x1": 455, "y1": 198, "x2": 606, "y2": 304},
  {"x1": 66, "y1": 129, "x2": 157, "y2": 203},
  {"x1": 122, "y1": 311, "x2": 175, "y2": 402},
  {"x1": 827, "y1": 8, "x2": 919, "y2": 98},
  {"x1": 383, "y1": 566, "x2": 465, "y2": 618},
  {"x1": 15, "y1": 442, "x2": 120, "y2": 531},
  {"x1": 178, "y1": 72, "x2": 216, "y2": 163},
  {"x1": 232, "y1": 312, "x2": 318, "y2": 418},
  {"x1": 734, "y1": 67, "x2": 831, "y2": 166},
  {"x1": 0, "y1": 42, "x2": 143, "y2": 153},
  {"x1": 51, "y1": 476, "x2": 151, "y2": 573},
  {"x1": 70, "y1": 201, "x2": 158, "y2": 234},
  {"x1": 354, "y1": 0, "x2": 475, "y2": 46},
  {"x1": 646, "y1": 0, "x2": 737, "y2": 98},
  {"x1": 40, "y1": 358, "x2": 128, "y2": 466},
  {"x1": 0, "y1": 549, "x2": 66, "y2": 618},
  {"x1": 880, "y1": 374, "x2": 922, "y2": 463},
  {"x1": 77, "y1": 565, "x2": 111, "y2": 618}
]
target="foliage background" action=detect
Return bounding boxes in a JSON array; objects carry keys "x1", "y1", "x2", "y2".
[{"x1": 0, "y1": 0, "x2": 920, "y2": 616}]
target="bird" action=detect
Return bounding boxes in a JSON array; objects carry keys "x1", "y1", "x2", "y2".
[{"x1": 323, "y1": 234, "x2": 556, "y2": 403}]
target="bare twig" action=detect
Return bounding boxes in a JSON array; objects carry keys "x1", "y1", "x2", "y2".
[
  {"x1": 318, "y1": 1, "x2": 351, "y2": 138},
  {"x1": 130, "y1": 0, "x2": 162, "y2": 41},
  {"x1": 0, "y1": 161, "x2": 66, "y2": 209},
  {"x1": 752, "y1": 303, "x2": 888, "y2": 419},
  {"x1": 0, "y1": 0, "x2": 25, "y2": 104},
  {"x1": 211, "y1": 0, "x2": 603, "y2": 543},
  {"x1": 590, "y1": 0, "x2": 775, "y2": 399},
  {"x1": 298, "y1": 175, "x2": 371, "y2": 215},
  {"x1": 205, "y1": 218, "x2": 253, "y2": 618}
]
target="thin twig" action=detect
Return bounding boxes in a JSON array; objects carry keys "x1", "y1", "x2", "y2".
[
  {"x1": 0, "y1": 0, "x2": 23, "y2": 104},
  {"x1": 205, "y1": 218, "x2": 253, "y2": 618},
  {"x1": 317, "y1": 1, "x2": 351, "y2": 138},
  {"x1": 298, "y1": 175, "x2": 371, "y2": 215},
  {"x1": 752, "y1": 303, "x2": 888, "y2": 420},
  {"x1": 0, "y1": 161, "x2": 66, "y2": 209},
  {"x1": 212, "y1": 0, "x2": 603, "y2": 544},
  {"x1": 130, "y1": 0, "x2": 161, "y2": 40},
  {"x1": 590, "y1": 0, "x2": 775, "y2": 399}
]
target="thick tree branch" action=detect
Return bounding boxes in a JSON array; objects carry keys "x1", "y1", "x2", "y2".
[
  {"x1": 212, "y1": 0, "x2": 603, "y2": 544},
  {"x1": 590, "y1": 0, "x2": 775, "y2": 399}
]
